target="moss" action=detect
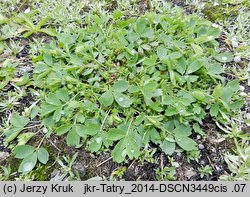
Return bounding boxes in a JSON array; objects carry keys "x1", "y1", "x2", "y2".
[{"x1": 202, "y1": 4, "x2": 241, "y2": 22}]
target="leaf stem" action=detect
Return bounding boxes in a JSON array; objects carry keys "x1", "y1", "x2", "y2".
[
  {"x1": 100, "y1": 109, "x2": 111, "y2": 131},
  {"x1": 126, "y1": 118, "x2": 133, "y2": 136}
]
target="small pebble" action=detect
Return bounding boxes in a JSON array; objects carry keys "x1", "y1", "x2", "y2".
[
  {"x1": 240, "y1": 92, "x2": 247, "y2": 97},
  {"x1": 211, "y1": 148, "x2": 217, "y2": 153},
  {"x1": 200, "y1": 160, "x2": 206, "y2": 165},
  {"x1": 43, "y1": 127, "x2": 48, "y2": 133},
  {"x1": 172, "y1": 162, "x2": 180, "y2": 168},
  {"x1": 231, "y1": 40, "x2": 239, "y2": 48},
  {"x1": 198, "y1": 144, "x2": 205, "y2": 150},
  {"x1": 177, "y1": 152, "x2": 182, "y2": 157},
  {"x1": 240, "y1": 85, "x2": 245, "y2": 92},
  {"x1": 0, "y1": 152, "x2": 10, "y2": 160},
  {"x1": 196, "y1": 135, "x2": 201, "y2": 140},
  {"x1": 24, "y1": 8, "x2": 30, "y2": 13},
  {"x1": 234, "y1": 56, "x2": 241, "y2": 63}
]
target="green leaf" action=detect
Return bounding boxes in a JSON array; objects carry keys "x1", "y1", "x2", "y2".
[
  {"x1": 173, "y1": 125, "x2": 192, "y2": 137},
  {"x1": 114, "y1": 92, "x2": 132, "y2": 108},
  {"x1": 161, "y1": 140, "x2": 175, "y2": 155},
  {"x1": 17, "y1": 132, "x2": 36, "y2": 146},
  {"x1": 134, "y1": 18, "x2": 147, "y2": 34},
  {"x1": 212, "y1": 84, "x2": 223, "y2": 98},
  {"x1": 126, "y1": 136, "x2": 140, "y2": 159},
  {"x1": 229, "y1": 100, "x2": 244, "y2": 110},
  {"x1": 222, "y1": 80, "x2": 240, "y2": 102},
  {"x1": 4, "y1": 128, "x2": 23, "y2": 144},
  {"x1": 165, "y1": 106, "x2": 178, "y2": 116},
  {"x1": 113, "y1": 10, "x2": 123, "y2": 20},
  {"x1": 45, "y1": 93, "x2": 62, "y2": 106},
  {"x1": 167, "y1": 52, "x2": 182, "y2": 60},
  {"x1": 55, "y1": 124, "x2": 72, "y2": 135},
  {"x1": 75, "y1": 124, "x2": 86, "y2": 137},
  {"x1": 83, "y1": 123, "x2": 100, "y2": 136},
  {"x1": 43, "y1": 53, "x2": 53, "y2": 65},
  {"x1": 30, "y1": 106, "x2": 40, "y2": 119},
  {"x1": 141, "y1": 81, "x2": 161, "y2": 105},
  {"x1": 88, "y1": 136, "x2": 102, "y2": 152},
  {"x1": 162, "y1": 94, "x2": 173, "y2": 105},
  {"x1": 40, "y1": 103, "x2": 59, "y2": 117},
  {"x1": 67, "y1": 129, "x2": 80, "y2": 147},
  {"x1": 99, "y1": 90, "x2": 114, "y2": 107},
  {"x1": 112, "y1": 80, "x2": 129, "y2": 93},
  {"x1": 214, "y1": 52, "x2": 233, "y2": 63},
  {"x1": 107, "y1": 128, "x2": 126, "y2": 141},
  {"x1": 191, "y1": 43, "x2": 203, "y2": 55},
  {"x1": 37, "y1": 148, "x2": 49, "y2": 164},
  {"x1": 175, "y1": 136, "x2": 197, "y2": 151},
  {"x1": 18, "y1": 152, "x2": 37, "y2": 173},
  {"x1": 53, "y1": 108, "x2": 62, "y2": 122},
  {"x1": 193, "y1": 123, "x2": 205, "y2": 136},
  {"x1": 206, "y1": 63, "x2": 224, "y2": 75},
  {"x1": 112, "y1": 139, "x2": 126, "y2": 163},
  {"x1": 192, "y1": 90, "x2": 206, "y2": 101},
  {"x1": 143, "y1": 55, "x2": 157, "y2": 66},
  {"x1": 186, "y1": 60, "x2": 202, "y2": 74},
  {"x1": 14, "y1": 145, "x2": 35, "y2": 159},
  {"x1": 76, "y1": 114, "x2": 85, "y2": 123},
  {"x1": 156, "y1": 45, "x2": 168, "y2": 60},
  {"x1": 210, "y1": 103, "x2": 219, "y2": 117},
  {"x1": 40, "y1": 28, "x2": 57, "y2": 37},
  {"x1": 55, "y1": 89, "x2": 69, "y2": 102},
  {"x1": 10, "y1": 113, "x2": 29, "y2": 128}
]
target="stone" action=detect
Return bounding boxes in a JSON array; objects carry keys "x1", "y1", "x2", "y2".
[
  {"x1": 0, "y1": 152, "x2": 10, "y2": 160},
  {"x1": 198, "y1": 144, "x2": 205, "y2": 150}
]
